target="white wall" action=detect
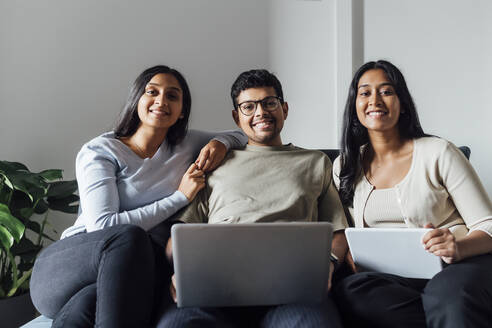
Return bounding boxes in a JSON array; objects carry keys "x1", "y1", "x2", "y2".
[
  {"x1": 0, "y1": 0, "x2": 269, "y2": 236},
  {"x1": 2, "y1": 0, "x2": 490, "y2": 237},
  {"x1": 269, "y1": 0, "x2": 339, "y2": 149},
  {"x1": 364, "y1": 0, "x2": 492, "y2": 197}
]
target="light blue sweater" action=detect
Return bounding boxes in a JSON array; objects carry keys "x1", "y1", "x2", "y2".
[{"x1": 61, "y1": 129, "x2": 247, "y2": 238}]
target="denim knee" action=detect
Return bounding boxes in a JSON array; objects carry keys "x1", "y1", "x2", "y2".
[{"x1": 102, "y1": 224, "x2": 152, "y2": 255}]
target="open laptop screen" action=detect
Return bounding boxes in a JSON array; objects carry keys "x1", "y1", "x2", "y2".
[{"x1": 172, "y1": 222, "x2": 333, "y2": 307}]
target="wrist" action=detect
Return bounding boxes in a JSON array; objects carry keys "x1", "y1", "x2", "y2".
[
  {"x1": 330, "y1": 253, "x2": 340, "y2": 272},
  {"x1": 177, "y1": 189, "x2": 191, "y2": 202},
  {"x1": 211, "y1": 138, "x2": 229, "y2": 150},
  {"x1": 455, "y1": 239, "x2": 465, "y2": 262}
]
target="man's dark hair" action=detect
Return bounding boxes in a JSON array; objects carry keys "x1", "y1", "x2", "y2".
[
  {"x1": 114, "y1": 65, "x2": 192, "y2": 147},
  {"x1": 230, "y1": 69, "x2": 284, "y2": 108}
]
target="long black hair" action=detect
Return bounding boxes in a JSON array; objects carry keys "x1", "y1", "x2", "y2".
[
  {"x1": 114, "y1": 65, "x2": 192, "y2": 146},
  {"x1": 339, "y1": 60, "x2": 426, "y2": 206}
]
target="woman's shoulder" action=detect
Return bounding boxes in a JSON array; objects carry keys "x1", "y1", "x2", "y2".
[
  {"x1": 415, "y1": 136, "x2": 463, "y2": 158},
  {"x1": 415, "y1": 136, "x2": 449, "y2": 150},
  {"x1": 78, "y1": 132, "x2": 126, "y2": 162},
  {"x1": 83, "y1": 131, "x2": 117, "y2": 147},
  {"x1": 414, "y1": 136, "x2": 467, "y2": 172}
]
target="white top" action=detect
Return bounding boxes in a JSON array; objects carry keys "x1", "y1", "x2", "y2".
[
  {"x1": 364, "y1": 188, "x2": 405, "y2": 227},
  {"x1": 333, "y1": 137, "x2": 492, "y2": 239},
  {"x1": 61, "y1": 129, "x2": 247, "y2": 238}
]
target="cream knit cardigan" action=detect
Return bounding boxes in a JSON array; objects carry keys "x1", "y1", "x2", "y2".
[{"x1": 333, "y1": 137, "x2": 492, "y2": 239}]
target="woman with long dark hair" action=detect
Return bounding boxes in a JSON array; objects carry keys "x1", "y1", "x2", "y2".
[
  {"x1": 30, "y1": 65, "x2": 246, "y2": 327},
  {"x1": 333, "y1": 60, "x2": 492, "y2": 328}
]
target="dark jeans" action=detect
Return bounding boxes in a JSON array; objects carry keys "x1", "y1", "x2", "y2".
[
  {"x1": 156, "y1": 295, "x2": 343, "y2": 328},
  {"x1": 30, "y1": 224, "x2": 174, "y2": 328},
  {"x1": 334, "y1": 254, "x2": 492, "y2": 328}
]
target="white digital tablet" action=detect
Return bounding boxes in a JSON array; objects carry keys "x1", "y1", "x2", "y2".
[
  {"x1": 172, "y1": 222, "x2": 333, "y2": 308},
  {"x1": 345, "y1": 228, "x2": 443, "y2": 279}
]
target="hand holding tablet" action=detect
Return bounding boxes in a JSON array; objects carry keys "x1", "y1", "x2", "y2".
[{"x1": 345, "y1": 228, "x2": 444, "y2": 279}]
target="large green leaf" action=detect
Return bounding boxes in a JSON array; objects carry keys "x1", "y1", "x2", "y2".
[
  {"x1": 10, "y1": 238, "x2": 40, "y2": 258},
  {"x1": 0, "y1": 161, "x2": 29, "y2": 173},
  {"x1": 47, "y1": 180, "x2": 78, "y2": 199},
  {"x1": 10, "y1": 237, "x2": 38, "y2": 253},
  {"x1": 0, "y1": 225, "x2": 14, "y2": 250},
  {"x1": 5, "y1": 172, "x2": 47, "y2": 202},
  {"x1": 47, "y1": 194, "x2": 79, "y2": 213},
  {"x1": 19, "y1": 208, "x2": 34, "y2": 221},
  {"x1": 9, "y1": 191, "x2": 33, "y2": 222},
  {"x1": 0, "y1": 178, "x2": 12, "y2": 204},
  {"x1": 0, "y1": 204, "x2": 25, "y2": 242},
  {"x1": 1, "y1": 174, "x2": 14, "y2": 190},
  {"x1": 38, "y1": 169, "x2": 63, "y2": 181},
  {"x1": 34, "y1": 199, "x2": 49, "y2": 214}
]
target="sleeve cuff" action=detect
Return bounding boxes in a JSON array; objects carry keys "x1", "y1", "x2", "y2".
[
  {"x1": 172, "y1": 190, "x2": 190, "y2": 206},
  {"x1": 211, "y1": 136, "x2": 231, "y2": 150},
  {"x1": 469, "y1": 227, "x2": 492, "y2": 239},
  {"x1": 467, "y1": 216, "x2": 492, "y2": 239}
]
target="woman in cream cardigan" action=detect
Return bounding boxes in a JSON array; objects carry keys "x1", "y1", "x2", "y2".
[{"x1": 332, "y1": 60, "x2": 492, "y2": 328}]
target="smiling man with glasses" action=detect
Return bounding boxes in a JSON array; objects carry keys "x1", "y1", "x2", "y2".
[
  {"x1": 232, "y1": 71, "x2": 288, "y2": 147},
  {"x1": 157, "y1": 69, "x2": 348, "y2": 328}
]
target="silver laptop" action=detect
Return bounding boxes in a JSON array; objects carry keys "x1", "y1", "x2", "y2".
[
  {"x1": 345, "y1": 228, "x2": 443, "y2": 279},
  {"x1": 172, "y1": 222, "x2": 333, "y2": 308}
]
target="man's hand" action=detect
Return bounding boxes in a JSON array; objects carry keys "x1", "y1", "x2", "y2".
[
  {"x1": 170, "y1": 274, "x2": 177, "y2": 303},
  {"x1": 166, "y1": 238, "x2": 178, "y2": 303},
  {"x1": 422, "y1": 223, "x2": 461, "y2": 264},
  {"x1": 195, "y1": 140, "x2": 227, "y2": 172},
  {"x1": 166, "y1": 237, "x2": 173, "y2": 262},
  {"x1": 178, "y1": 163, "x2": 205, "y2": 201},
  {"x1": 327, "y1": 262, "x2": 334, "y2": 291}
]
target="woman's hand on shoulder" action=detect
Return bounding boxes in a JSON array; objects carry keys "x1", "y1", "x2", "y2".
[
  {"x1": 195, "y1": 140, "x2": 227, "y2": 172},
  {"x1": 422, "y1": 223, "x2": 461, "y2": 264},
  {"x1": 178, "y1": 163, "x2": 206, "y2": 201}
]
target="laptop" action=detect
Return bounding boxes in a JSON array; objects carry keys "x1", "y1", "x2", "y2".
[
  {"x1": 171, "y1": 222, "x2": 333, "y2": 308},
  {"x1": 345, "y1": 228, "x2": 444, "y2": 279}
]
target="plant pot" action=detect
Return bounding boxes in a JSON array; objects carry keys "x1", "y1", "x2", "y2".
[{"x1": 0, "y1": 292, "x2": 37, "y2": 328}]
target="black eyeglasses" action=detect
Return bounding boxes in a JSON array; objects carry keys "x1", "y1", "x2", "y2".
[{"x1": 236, "y1": 96, "x2": 282, "y2": 116}]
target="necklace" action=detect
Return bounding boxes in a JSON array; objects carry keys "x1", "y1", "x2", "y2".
[
  {"x1": 120, "y1": 137, "x2": 148, "y2": 158},
  {"x1": 133, "y1": 142, "x2": 148, "y2": 158}
]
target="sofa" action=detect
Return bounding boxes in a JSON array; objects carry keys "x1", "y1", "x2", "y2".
[{"x1": 20, "y1": 146, "x2": 471, "y2": 328}]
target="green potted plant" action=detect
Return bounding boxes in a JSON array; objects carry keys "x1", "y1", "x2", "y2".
[{"x1": 0, "y1": 160, "x2": 78, "y2": 327}]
